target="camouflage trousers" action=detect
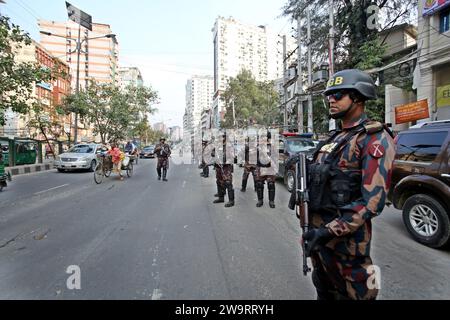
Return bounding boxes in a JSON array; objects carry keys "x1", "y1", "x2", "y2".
[
  {"x1": 310, "y1": 246, "x2": 379, "y2": 300},
  {"x1": 215, "y1": 164, "x2": 233, "y2": 187},
  {"x1": 242, "y1": 164, "x2": 257, "y2": 181},
  {"x1": 254, "y1": 166, "x2": 276, "y2": 183},
  {"x1": 157, "y1": 157, "x2": 169, "y2": 169}
]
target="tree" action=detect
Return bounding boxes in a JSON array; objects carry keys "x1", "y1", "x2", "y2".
[
  {"x1": 221, "y1": 70, "x2": 282, "y2": 128},
  {"x1": 0, "y1": 15, "x2": 51, "y2": 126},
  {"x1": 282, "y1": 0, "x2": 417, "y2": 70},
  {"x1": 58, "y1": 81, "x2": 159, "y2": 144}
]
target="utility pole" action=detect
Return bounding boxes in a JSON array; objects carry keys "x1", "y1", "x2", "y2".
[
  {"x1": 74, "y1": 24, "x2": 81, "y2": 144},
  {"x1": 328, "y1": 0, "x2": 336, "y2": 131},
  {"x1": 297, "y1": 15, "x2": 304, "y2": 133},
  {"x1": 307, "y1": 5, "x2": 313, "y2": 133},
  {"x1": 283, "y1": 35, "x2": 288, "y2": 132}
]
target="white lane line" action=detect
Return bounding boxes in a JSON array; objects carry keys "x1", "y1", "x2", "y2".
[
  {"x1": 182, "y1": 181, "x2": 186, "y2": 188},
  {"x1": 34, "y1": 184, "x2": 69, "y2": 195}
]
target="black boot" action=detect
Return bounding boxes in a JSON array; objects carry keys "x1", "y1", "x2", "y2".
[
  {"x1": 241, "y1": 176, "x2": 247, "y2": 192},
  {"x1": 157, "y1": 168, "x2": 161, "y2": 180},
  {"x1": 225, "y1": 183, "x2": 235, "y2": 207},
  {"x1": 163, "y1": 168, "x2": 168, "y2": 181},
  {"x1": 213, "y1": 185, "x2": 225, "y2": 203},
  {"x1": 256, "y1": 182, "x2": 264, "y2": 207},
  {"x1": 268, "y1": 181, "x2": 275, "y2": 209}
]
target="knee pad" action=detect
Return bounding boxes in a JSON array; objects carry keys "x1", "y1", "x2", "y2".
[{"x1": 267, "y1": 181, "x2": 275, "y2": 190}]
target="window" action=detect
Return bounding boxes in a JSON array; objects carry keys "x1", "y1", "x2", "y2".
[
  {"x1": 440, "y1": 8, "x2": 450, "y2": 33},
  {"x1": 396, "y1": 131, "x2": 448, "y2": 162}
]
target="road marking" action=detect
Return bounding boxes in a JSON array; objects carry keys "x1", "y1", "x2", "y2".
[
  {"x1": 151, "y1": 288, "x2": 163, "y2": 300},
  {"x1": 34, "y1": 184, "x2": 69, "y2": 195},
  {"x1": 182, "y1": 181, "x2": 186, "y2": 188}
]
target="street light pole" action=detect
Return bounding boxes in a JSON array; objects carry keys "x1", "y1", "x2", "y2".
[{"x1": 40, "y1": 30, "x2": 116, "y2": 145}]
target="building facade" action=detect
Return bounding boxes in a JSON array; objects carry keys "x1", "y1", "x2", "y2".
[
  {"x1": 38, "y1": 19, "x2": 119, "y2": 88},
  {"x1": 211, "y1": 16, "x2": 296, "y2": 128},
  {"x1": 0, "y1": 40, "x2": 71, "y2": 140},
  {"x1": 118, "y1": 67, "x2": 143, "y2": 88},
  {"x1": 417, "y1": 0, "x2": 450, "y2": 120},
  {"x1": 184, "y1": 75, "x2": 214, "y2": 146}
]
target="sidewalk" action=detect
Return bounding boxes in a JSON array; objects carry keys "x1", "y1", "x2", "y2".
[{"x1": 6, "y1": 159, "x2": 54, "y2": 176}]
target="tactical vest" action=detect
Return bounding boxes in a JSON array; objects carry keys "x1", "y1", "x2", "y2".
[{"x1": 308, "y1": 120, "x2": 387, "y2": 213}]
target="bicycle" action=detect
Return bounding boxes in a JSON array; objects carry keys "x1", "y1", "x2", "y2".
[{"x1": 94, "y1": 153, "x2": 113, "y2": 184}]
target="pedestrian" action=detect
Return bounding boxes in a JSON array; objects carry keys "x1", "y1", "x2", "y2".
[
  {"x1": 212, "y1": 132, "x2": 234, "y2": 208},
  {"x1": 290, "y1": 69, "x2": 395, "y2": 300},
  {"x1": 255, "y1": 131, "x2": 276, "y2": 209},
  {"x1": 200, "y1": 139, "x2": 209, "y2": 178},
  {"x1": 154, "y1": 137, "x2": 171, "y2": 181}
]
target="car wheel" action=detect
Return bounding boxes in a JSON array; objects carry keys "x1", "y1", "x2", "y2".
[
  {"x1": 89, "y1": 160, "x2": 97, "y2": 172},
  {"x1": 57, "y1": 168, "x2": 65, "y2": 173},
  {"x1": 402, "y1": 194, "x2": 450, "y2": 248},
  {"x1": 285, "y1": 170, "x2": 295, "y2": 193}
]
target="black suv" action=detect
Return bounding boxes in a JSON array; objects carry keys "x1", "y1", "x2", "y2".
[
  {"x1": 277, "y1": 132, "x2": 316, "y2": 192},
  {"x1": 388, "y1": 120, "x2": 450, "y2": 248}
]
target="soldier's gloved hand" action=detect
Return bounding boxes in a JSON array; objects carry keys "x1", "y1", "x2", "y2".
[{"x1": 303, "y1": 227, "x2": 334, "y2": 257}]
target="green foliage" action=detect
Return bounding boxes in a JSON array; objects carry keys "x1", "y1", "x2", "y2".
[
  {"x1": 0, "y1": 15, "x2": 52, "y2": 126},
  {"x1": 220, "y1": 70, "x2": 282, "y2": 128},
  {"x1": 58, "y1": 81, "x2": 159, "y2": 144}
]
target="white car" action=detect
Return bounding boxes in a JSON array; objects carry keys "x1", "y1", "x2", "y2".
[{"x1": 54, "y1": 144, "x2": 103, "y2": 172}]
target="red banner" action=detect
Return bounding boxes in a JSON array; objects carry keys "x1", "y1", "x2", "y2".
[{"x1": 395, "y1": 99, "x2": 430, "y2": 124}]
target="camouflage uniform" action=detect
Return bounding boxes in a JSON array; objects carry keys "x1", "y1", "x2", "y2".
[
  {"x1": 308, "y1": 113, "x2": 395, "y2": 300},
  {"x1": 155, "y1": 141, "x2": 171, "y2": 181},
  {"x1": 213, "y1": 134, "x2": 235, "y2": 207},
  {"x1": 255, "y1": 132, "x2": 277, "y2": 208}
]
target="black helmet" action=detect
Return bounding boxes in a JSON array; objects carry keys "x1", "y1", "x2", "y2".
[
  {"x1": 324, "y1": 69, "x2": 377, "y2": 100},
  {"x1": 160, "y1": 137, "x2": 166, "y2": 141}
]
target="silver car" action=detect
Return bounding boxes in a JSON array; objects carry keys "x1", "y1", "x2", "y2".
[{"x1": 54, "y1": 144, "x2": 102, "y2": 172}]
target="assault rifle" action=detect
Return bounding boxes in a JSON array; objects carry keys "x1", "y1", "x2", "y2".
[{"x1": 288, "y1": 153, "x2": 311, "y2": 276}]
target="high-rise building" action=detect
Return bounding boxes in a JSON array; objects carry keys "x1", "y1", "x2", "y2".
[
  {"x1": 38, "y1": 19, "x2": 119, "y2": 89},
  {"x1": 211, "y1": 16, "x2": 296, "y2": 128},
  {"x1": 184, "y1": 75, "x2": 214, "y2": 145},
  {"x1": 153, "y1": 122, "x2": 167, "y2": 134},
  {"x1": 118, "y1": 67, "x2": 143, "y2": 88}
]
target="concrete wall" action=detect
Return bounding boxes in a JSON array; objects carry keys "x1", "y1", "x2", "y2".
[{"x1": 385, "y1": 84, "x2": 417, "y2": 132}]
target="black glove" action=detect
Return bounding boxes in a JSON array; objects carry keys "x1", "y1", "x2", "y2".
[{"x1": 303, "y1": 226, "x2": 335, "y2": 257}]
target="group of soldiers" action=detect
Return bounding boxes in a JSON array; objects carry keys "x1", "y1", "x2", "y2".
[
  {"x1": 200, "y1": 132, "x2": 277, "y2": 209},
  {"x1": 200, "y1": 69, "x2": 396, "y2": 301}
]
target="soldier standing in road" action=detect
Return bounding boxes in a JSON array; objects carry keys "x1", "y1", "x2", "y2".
[
  {"x1": 154, "y1": 137, "x2": 171, "y2": 181},
  {"x1": 291, "y1": 69, "x2": 395, "y2": 300},
  {"x1": 240, "y1": 137, "x2": 257, "y2": 192},
  {"x1": 213, "y1": 132, "x2": 235, "y2": 208},
  {"x1": 255, "y1": 131, "x2": 277, "y2": 209}
]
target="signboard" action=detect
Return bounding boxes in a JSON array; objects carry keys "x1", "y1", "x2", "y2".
[
  {"x1": 395, "y1": 99, "x2": 430, "y2": 124},
  {"x1": 65, "y1": 1, "x2": 92, "y2": 31},
  {"x1": 423, "y1": 0, "x2": 450, "y2": 16},
  {"x1": 437, "y1": 84, "x2": 450, "y2": 108}
]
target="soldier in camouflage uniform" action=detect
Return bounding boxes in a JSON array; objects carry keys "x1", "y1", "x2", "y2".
[
  {"x1": 294, "y1": 69, "x2": 395, "y2": 300},
  {"x1": 240, "y1": 138, "x2": 257, "y2": 192},
  {"x1": 154, "y1": 137, "x2": 171, "y2": 181},
  {"x1": 213, "y1": 132, "x2": 235, "y2": 208},
  {"x1": 255, "y1": 131, "x2": 277, "y2": 208}
]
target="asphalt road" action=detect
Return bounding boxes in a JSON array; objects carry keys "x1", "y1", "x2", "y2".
[{"x1": 0, "y1": 155, "x2": 449, "y2": 300}]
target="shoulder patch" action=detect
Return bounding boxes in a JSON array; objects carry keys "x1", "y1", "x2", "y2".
[
  {"x1": 363, "y1": 121, "x2": 384, "y2": 135},
  {"x1": 368, "y1": 143, "x2": 385, "y2": 158}
]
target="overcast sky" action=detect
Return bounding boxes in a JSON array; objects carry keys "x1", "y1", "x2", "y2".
[{"x1": 2, "y1": 0, "x2": 293, "y2": 128}]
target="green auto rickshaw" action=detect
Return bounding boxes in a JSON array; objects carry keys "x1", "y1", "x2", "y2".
[{"x1": 0, "y1": 151, "x2": 12, "y2": 192}]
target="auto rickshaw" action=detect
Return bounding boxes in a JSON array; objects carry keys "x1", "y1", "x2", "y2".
[
  {"x1": 0, "y1": 151, "x2": 12, "y2": 192},
  {"x1": 1, "y1": 139, "x2": 38, "y2": 166}
]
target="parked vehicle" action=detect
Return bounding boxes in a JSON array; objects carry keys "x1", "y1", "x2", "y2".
[
  {"x1": 277, "y1": 132, "x2": 316, "y2": 192},
  {"x1": 54, "y1": 144, "x2": 104, "y2": 172},
  {"x1": 0, "y1": 152, "x2": 12, "y2": 192},
  {"x1": 139, "y1": 145, "x2": 155, "y2": 158},
  {"x1": 1, "y1": 140, "x2": 37, "y2": 166},
  {"x1": 388, "y1": 121, "x2": 450, "y2": 248}
]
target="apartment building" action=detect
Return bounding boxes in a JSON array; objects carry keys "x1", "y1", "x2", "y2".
[
  {"x1": 184, "y1": 75, "x2": 214, "y2": 146},
  {"x1": 38, "y1": 19, "x2": 119, "y2": 89},
  {"x1": 118, "y1": 67, "x2": 144, "y2": 89},
  {"x1": 211, "y1": 16, "x2": 296, "y2": 128},
  {"x1": 0, "y1": 40, "x2": 71, "y2": 140}
]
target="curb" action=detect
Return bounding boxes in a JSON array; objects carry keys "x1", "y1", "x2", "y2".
[{"x1": 6, "y1": 162, "x2": 54, "y2": 176}]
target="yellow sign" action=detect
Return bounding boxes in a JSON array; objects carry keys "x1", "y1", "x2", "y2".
[{"x1": 437, "y1": 84, "x2": 450, "y2": 108}]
